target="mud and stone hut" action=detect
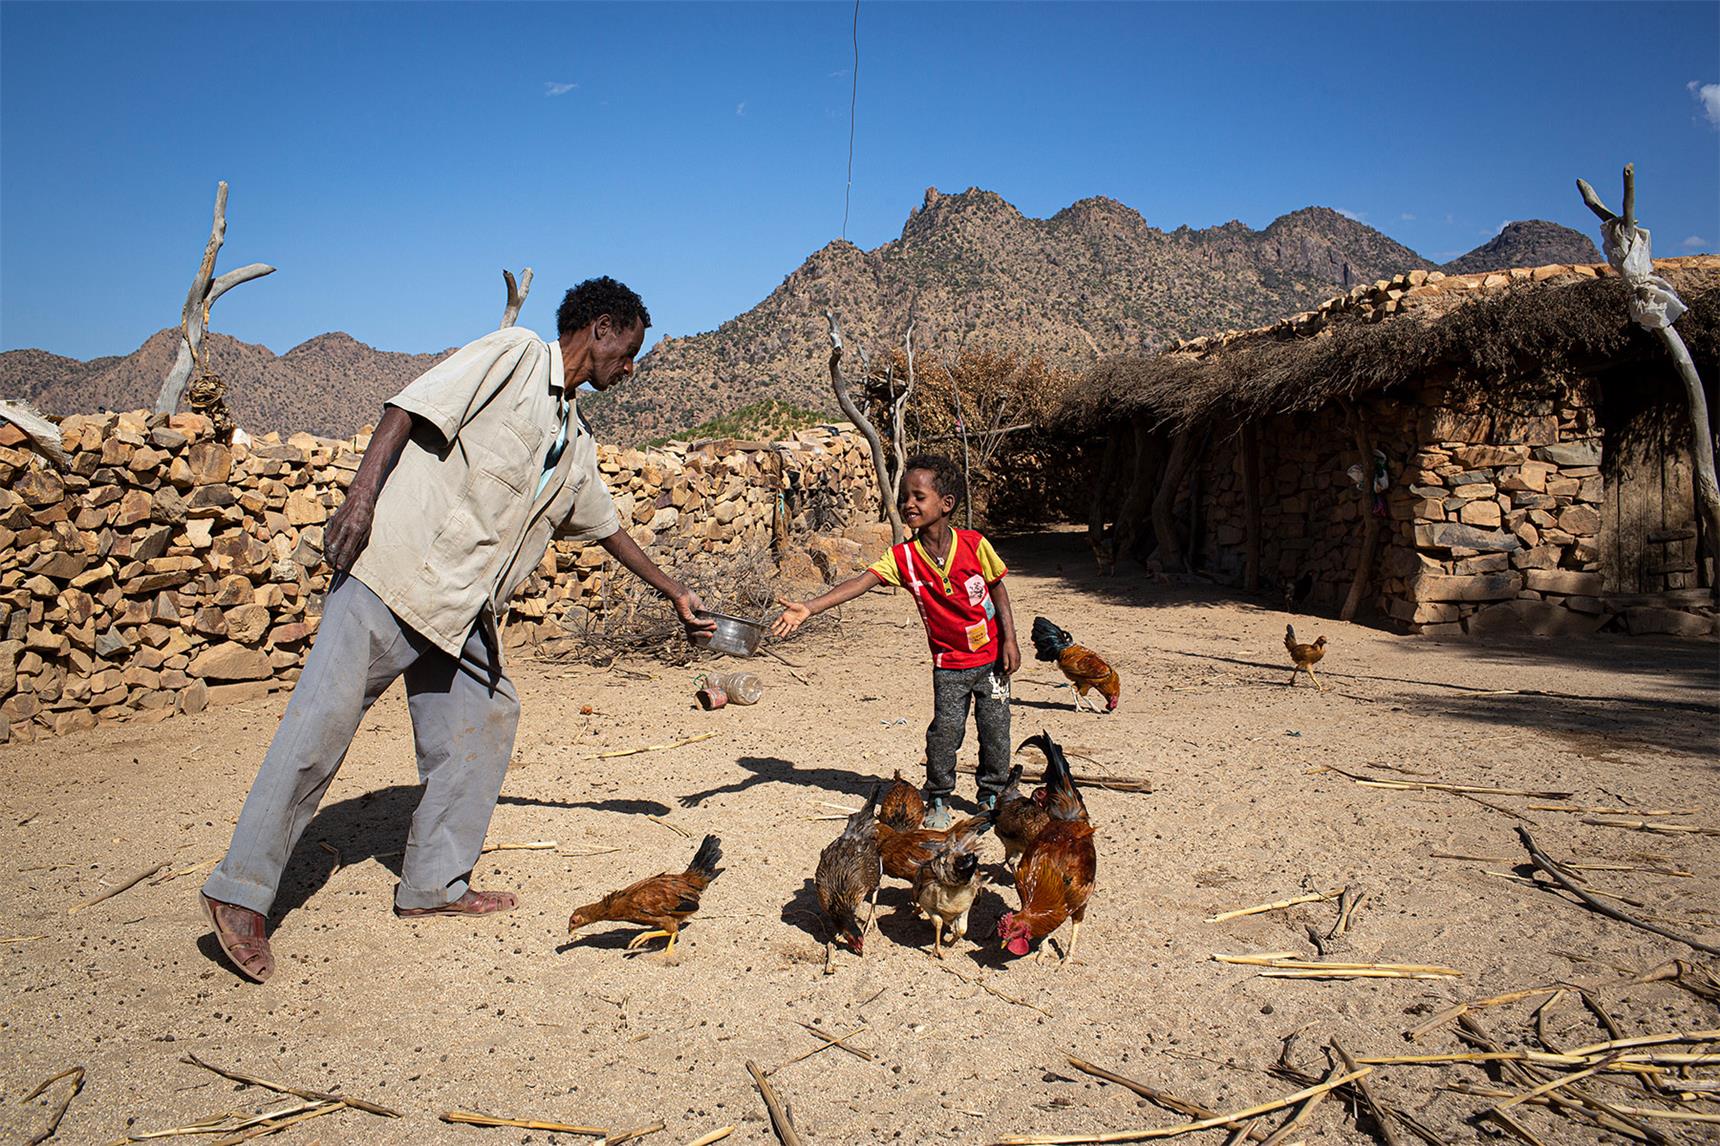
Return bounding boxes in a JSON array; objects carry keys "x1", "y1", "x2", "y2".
[{"x1": 1061, "y1": 255, "x2": 1720, "y2": 637}]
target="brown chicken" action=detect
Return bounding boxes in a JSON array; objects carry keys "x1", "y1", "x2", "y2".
[
  {"x1": 876, "y1": 811, "x2": 995, "y2": 883},
  {"x1": 912, "y1": 836, "x2": 984, "y2": 960},
  {"x1": 878, "y1": 769, "x2": 925, "y2": 831},
  {"x1": 999, "y1": 732, "x2": 1096, "y2": 964},
  {"x1": 994, "y1": 762, "x2": 1051, "y2": 871},
  {"x1": 568, "y1": 835, "x2": 722, "y2": 954},
  {"x1": 816, "y1": 786, "x2": 881, "y2": 954},
  {"x1": 1031, "y1": 616, "x2": 1120, "y2": 713},
  {"x1": 1284, "y1": 624, "x2": 1327, "y2": 691}
]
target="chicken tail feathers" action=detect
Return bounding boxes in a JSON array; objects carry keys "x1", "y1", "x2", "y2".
[
  {"x1": 1022, "y1": 729, "x2": 1085, "y2": 820},
  {"x1": 1015, "y1": 730, "x2": 1056, "y2": 764},
  {"x1": 687, "y1": 834, "x2": 724, "y2": 881},
  {"x1": 1030, "y1": 616, "x2": 1073, "y2": 662},
  {"x1": 846, "y1": 784, "x2": 882, "y2": 835}
]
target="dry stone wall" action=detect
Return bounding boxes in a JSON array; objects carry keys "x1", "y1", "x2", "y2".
[
  {"x1": 0, "y1": 411, "x2": 881, "y2": 744},
  {"x1": 1188, "y1": 380, "x2": 1715, "y2": 637},
  {"x1": 1382, "y1": 380, "x2": 1612, "y2": 635}
]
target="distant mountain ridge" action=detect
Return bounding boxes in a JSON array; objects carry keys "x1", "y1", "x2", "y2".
[
  {"x1": 2, "y1": 188, "x2": 1599, "y2": 442},
  {"x1": 1442, "y1": 219, "x2": 1605, "y2": 275},
  {"x1": 584, "y1": 189, "x2": 1598, "y2": 443},
  {"x1": 1, "y1": 329, "x2": 452, "y2": 439}
]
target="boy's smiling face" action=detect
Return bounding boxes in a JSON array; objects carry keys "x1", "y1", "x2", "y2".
[{"x1": 900, "y1": 467, "x2": 956, "y2": 531}]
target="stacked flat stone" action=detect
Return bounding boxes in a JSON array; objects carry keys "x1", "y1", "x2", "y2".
[{"x1": 0, "y1": 412, "x2": 879, "y2": 743}]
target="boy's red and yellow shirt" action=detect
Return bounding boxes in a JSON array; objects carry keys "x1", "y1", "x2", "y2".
[{"x1": 867, "y1": 529, "x2": 1008, "y2": 669}]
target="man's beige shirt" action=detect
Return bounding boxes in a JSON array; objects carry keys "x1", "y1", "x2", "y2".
[{"x1": 348, "y1": 326, "x2": 620, "y2": 657}]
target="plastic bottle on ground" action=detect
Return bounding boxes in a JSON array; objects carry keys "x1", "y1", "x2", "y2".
[{"x1": 712, "y1": 671, "x2": 763, "y2": 705}]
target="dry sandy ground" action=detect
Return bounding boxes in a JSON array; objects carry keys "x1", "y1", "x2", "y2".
[{"x1": 2, "y1": 529, "x2": 1717, "y2": 1146}]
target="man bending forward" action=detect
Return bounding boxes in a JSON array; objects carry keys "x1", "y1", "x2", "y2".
[{"x1": 200, "y1": 277, "x2": 712, "y2": 982}]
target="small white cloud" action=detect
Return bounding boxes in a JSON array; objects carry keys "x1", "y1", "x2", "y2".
[
  {"x1": 735, "y1": 101, "x2": 747, "y2": 117},
  {"x1": 1335, "y1": 207, "x2": 1366, "y2": 223},
  {"x1": 1443, "y1": 213, "x2": 1455, "y2": 225},
  {"x1": 544, "y1": 81, "x2": 577, "y2": 97},
  {"x1": 1399, "y1": 212, "x2": 1417, "y2": 222},
  {"x1": 1493, "y1": 220, "x2": 1512, "y2": 236},
  {"x1": 828, "y1": 68, "x2": 850, "y2": 79},
  {"x1": 1683, "y1": 235, "x2": 1710, "y2": 251},
  {"x1": 1688, "y1": 80, "x2": 1720, "y2": 127}
]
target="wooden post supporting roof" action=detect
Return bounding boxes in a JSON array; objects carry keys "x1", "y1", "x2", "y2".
[
  {"x1": 1339, "y1": 396, "x2": 1382, "y2": 622},
  {"x1": 1241, "y1": 421, "x2": 1262, "y2": 594},
  {"x1": 1151, "y1": 428, "x2": 1194, "y2": 572}
]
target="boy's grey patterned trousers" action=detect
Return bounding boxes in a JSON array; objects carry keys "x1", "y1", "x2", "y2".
[{"x1": 924, "y1": 664, "x2": 1011, "y2": 803}]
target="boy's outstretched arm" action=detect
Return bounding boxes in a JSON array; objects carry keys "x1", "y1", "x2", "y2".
[
  {"x1": 772, "y1": 570, "x2": 883, "y2": 637},
  {"x1": 991, "y1": 577, "x2": 1021, "y2": 675}
]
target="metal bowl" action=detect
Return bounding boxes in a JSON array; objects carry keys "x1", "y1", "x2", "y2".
[{"x1": 692, "y1": 610, "x2": 765, "y2": 657}]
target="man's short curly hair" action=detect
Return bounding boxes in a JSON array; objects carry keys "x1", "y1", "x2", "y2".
[
  {"x1": 556, "y1": 277, "x2": 651, "y2": 339},
  {"x1": 903, "y1": 453, "x2": 965, "y2": 508}
]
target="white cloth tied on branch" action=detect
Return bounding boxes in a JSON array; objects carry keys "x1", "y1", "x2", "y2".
[{"x1": 1600, "y1": 218, "x2": 1687, "y2": 330}]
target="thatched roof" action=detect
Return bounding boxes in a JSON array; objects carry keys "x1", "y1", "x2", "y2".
[{"x1": 1059, "y1": 255, "x2": 1720, "y2": 433}]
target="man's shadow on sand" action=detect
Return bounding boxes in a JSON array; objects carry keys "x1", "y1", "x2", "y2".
[
  {"x1": 262, "y1": 784, "x2": 670, "y2": 920},
  {"x1": 199, "y1": 783, "x2": 677, "y2": 977}
]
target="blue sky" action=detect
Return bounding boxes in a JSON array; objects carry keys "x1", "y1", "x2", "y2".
[{"x1": 3, "y1": 1, "x2": 1717, "y2": 360}]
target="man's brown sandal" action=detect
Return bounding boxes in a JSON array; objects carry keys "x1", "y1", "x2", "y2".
[
  {"x1": 202, "y1": 894, "x2": 275, "y2": 983},
  {"x1": 394, "y1": 889, "x2": 518, "y2": 918}
]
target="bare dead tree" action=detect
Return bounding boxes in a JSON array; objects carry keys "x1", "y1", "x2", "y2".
[
  {"x1": 931, "y1": 351, "x2": 1032, "y2": 529},
  {"x1": 500, "y1": 267, "x2": 534, "y2": 329},
  {"x1": 1577, "y1": 164, "x2": 1720, "y2": 579},
  {"x1": 154, "y1": 182, "x2": 275, "y2": 415},
  {"x1": 825, "y1": 310, "x2": 906, "y2": 542},
  {"x1": 889, "y1": 321, "x2": 917, "y2": 514}
]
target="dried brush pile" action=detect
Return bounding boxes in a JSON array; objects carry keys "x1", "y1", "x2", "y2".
[{"x1": 540, "y1": 547, "x2": 837, "y2": 667}]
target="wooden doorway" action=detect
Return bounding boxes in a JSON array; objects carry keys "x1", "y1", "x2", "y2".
[{"x1": 1598, "y1": 373, "x2": 1705, "y2": 594}]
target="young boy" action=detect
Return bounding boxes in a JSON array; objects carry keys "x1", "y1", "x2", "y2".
[{"x1": 773, "y1": 454, "x2": 1020, "y2": 829}]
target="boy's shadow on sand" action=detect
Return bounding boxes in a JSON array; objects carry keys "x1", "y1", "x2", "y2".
[
  {"x1": 680, "y1": 755, "x2": 884, "y2": 809},
  {"x1": 1009, "y1": 696, "x2": 1084, "y2": 713}
]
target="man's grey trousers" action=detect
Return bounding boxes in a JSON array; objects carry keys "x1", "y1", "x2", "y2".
[{"x1": 202, "y1": 576, "x2": 520, "y2": 915}]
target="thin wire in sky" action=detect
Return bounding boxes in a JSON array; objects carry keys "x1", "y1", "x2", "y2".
[{"x1": 842, "y1": 0, "x2": 859, "y2": 241}]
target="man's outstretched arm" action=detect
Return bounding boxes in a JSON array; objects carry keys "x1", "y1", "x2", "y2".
[{"x1": 598, "y1": 527, "x2": 718, "y2": 638}]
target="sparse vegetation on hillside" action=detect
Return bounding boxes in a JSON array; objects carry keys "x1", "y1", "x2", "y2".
[{"x1": 647, "y1": 399, "x2": 829, "y2": 447}]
